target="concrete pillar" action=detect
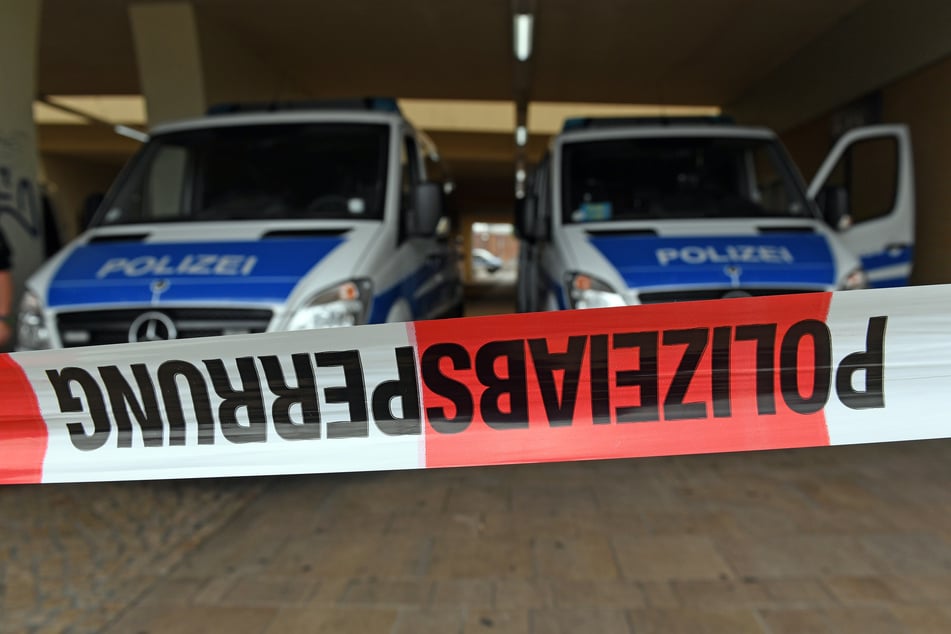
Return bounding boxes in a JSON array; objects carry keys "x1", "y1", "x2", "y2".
[
  {"x1": 0, "y1": 0, "x2": 45, "y2": 346},
  {"x1": 129, "y1": 2, "x2": 207, "y2": 125},
  {"x1": 129, "y1": 1, "x2": 308, "y2": 127},
  {"x1": 194, "y1": 12, "x2": 308, "y2": 107}
]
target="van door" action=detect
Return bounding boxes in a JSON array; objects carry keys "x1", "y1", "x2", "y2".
[
  {"x1": 395, "y1": 134, "x2": 458, "y2": 320},
  {"x1": 807, "y1": 125, "x2": 914, "y2": 287}
]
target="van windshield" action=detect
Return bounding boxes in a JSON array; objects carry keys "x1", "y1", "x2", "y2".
[
  {"x1": 561, "y1": 136, "x2": 812, "y2": 223},
  {"x1": 95, "y1": 123, "x2": 390, "y2": 226}
]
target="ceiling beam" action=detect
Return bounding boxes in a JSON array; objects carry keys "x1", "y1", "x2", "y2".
[{"x1": 37, "y1": 124, "x2": 141, "y2": 158}]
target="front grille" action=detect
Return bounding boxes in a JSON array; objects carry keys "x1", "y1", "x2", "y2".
[
  {"x1": 637, "y1": 288, "x2": 817, "y2": 304},
  {"x1": 55, "y1": 308, "x2": 274, "y2": 347}
]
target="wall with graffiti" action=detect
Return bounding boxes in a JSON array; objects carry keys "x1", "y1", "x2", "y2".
[{"x1": 0, "y1": 128, "x2": 47, "y2": 339}]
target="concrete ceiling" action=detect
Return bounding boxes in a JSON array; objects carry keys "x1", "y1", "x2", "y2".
[
  {"x1": 34, "y1": 0, "x2": 951, "y2": 215},
  {"x1": 40, "y1": 0, "x2": 873, "y2": 103}
]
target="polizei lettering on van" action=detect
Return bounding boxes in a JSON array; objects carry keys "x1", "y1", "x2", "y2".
[
  {"x1": 45, "y1": 316, "x2": 886, "y2": 451},
  {"x1": 655, "y1": 245, "x2": 795, "y2": 266},
  {"x1": 96, "y1": 254, "x2": 259, "y2": 278}
]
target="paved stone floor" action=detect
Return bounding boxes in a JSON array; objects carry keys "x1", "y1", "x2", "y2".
[
  {"x1": 3, "y1": 441, "x2": 951, "y2": 633},
  {"x1": 3, "y1": 285, "x2": 951, "y2": 633}
]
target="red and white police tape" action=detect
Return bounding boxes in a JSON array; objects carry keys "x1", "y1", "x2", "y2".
[{"x1": 2, "y1": 284, "x2": 950, "y2": 485}]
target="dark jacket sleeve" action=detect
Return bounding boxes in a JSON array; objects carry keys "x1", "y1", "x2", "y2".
[{"x1": 0, "y1": 229, "x2": 11, "y2": 270}]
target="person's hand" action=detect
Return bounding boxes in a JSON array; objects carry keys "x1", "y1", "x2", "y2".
[{"x1": 0, "y1": 321, "x2": 11, "y2": 348}]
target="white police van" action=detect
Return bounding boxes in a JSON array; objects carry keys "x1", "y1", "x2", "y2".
[
  {"x1": 516, "y1": 117, "x2": 914, "y2": 312},
  {"x1": 17, "y1": 99, "x2": 464, "y2": 349}
]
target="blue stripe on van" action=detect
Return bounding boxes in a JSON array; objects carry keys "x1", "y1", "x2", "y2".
[
  {"x1": 367, "y1": 263, "x2": 449, "y2": 323},
  {"x1": 860, "y1": 245, "x2": 913, "y2": 271},
  {"x1": 587, "y1": 233, "x2": 836, "y2": 289},
  {"x1": 860, "y1": 245, "x2": 913, "y2": 288},
  {"x1": 47, "y1": 237, "x2": 344, "y2": 307},
  {"x1": 868, "y1": 276, "x2": 907, "y2": 289}
]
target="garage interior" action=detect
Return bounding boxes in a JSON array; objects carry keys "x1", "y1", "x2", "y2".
[
  {"x1": 22, "y1": 0, "x2": 951, "y2": 288},
  {"x1": 4, "y1": 1, "x2": 951, "y2": 632}
]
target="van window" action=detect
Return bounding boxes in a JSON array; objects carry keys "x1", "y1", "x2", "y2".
[
  {"x1": 96, "y1": 123, "x2": 390, "y2": 226},
  {"x1": 824, "y1": 136, "x2": 898, "y2": 224},
  {"x1": 749, "y1": 143, "x2": 802, "y2": 215},
  {"x1": 561, "y1": 137, "x2": 810, "y2": 223},
  {"x1": 146, "y1": 145, "x2": 189, "y2": 220},
  {"x1": 399, "y1": 137, "x2": 423, "y2": 239},
  {"x1": 401, "y1": 136, "x2": 421, "y2": 198}
]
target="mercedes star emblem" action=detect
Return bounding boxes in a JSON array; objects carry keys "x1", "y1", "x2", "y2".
[{"x1": 128, "y1": 311, "x2": 178, "y2": 343}]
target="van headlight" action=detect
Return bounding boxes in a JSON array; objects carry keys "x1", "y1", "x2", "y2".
[
  {"x1": 17, "y1": 290, "x2": 53, "y2": 350},
  {"x1": 840, "y1": 267, "x2": 869, "y2": 290},
  {"x1": 566, "y1": 272, "x2": 626, "y2": 309},
  {"x1": 285, "y1": 279, "x2": 372, "y2": 330}
]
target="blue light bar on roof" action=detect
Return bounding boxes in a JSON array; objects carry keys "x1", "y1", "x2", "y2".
[
  {"x1": 561, "y1": 115, "x2": 735, "y2": 133},
  {"x1": 206, "y1": 97, "x2": 402, "y2": 116}
]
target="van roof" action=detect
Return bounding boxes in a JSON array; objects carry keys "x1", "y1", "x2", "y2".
[
  {"x1": 561, "y1": 115, "x2": 735, "y2": 133},
  {"x1": 149, "y1": 108, "x2": 407, "y2": 137}
]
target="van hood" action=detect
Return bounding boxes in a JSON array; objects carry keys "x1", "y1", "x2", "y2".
[
  {"x1": 584, "y1": 231, "x2": 836, "y2": 289},
  {"x1": 46, "y1": 232, "x2": 348, "y2": 308}
]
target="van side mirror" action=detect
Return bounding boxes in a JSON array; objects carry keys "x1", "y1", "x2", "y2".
[
  {"x1": 80, "y1": 192, "x2": 105, "y2": 230},
  {"x1": 409, "y1": 182, "x2": 442, "y2": 237},
  {"x1": 816, "y1": 185, "x2": 852, "y2": 231},
  {"x1": 515, "y1": 194, "x2": 548, "y2": 243},
  {"x1": 515, "y1": 193, "x2": 549, "y2": 243},
  {"x1": 515, "y1": 195, "x2": 534, "y2": 242}
]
